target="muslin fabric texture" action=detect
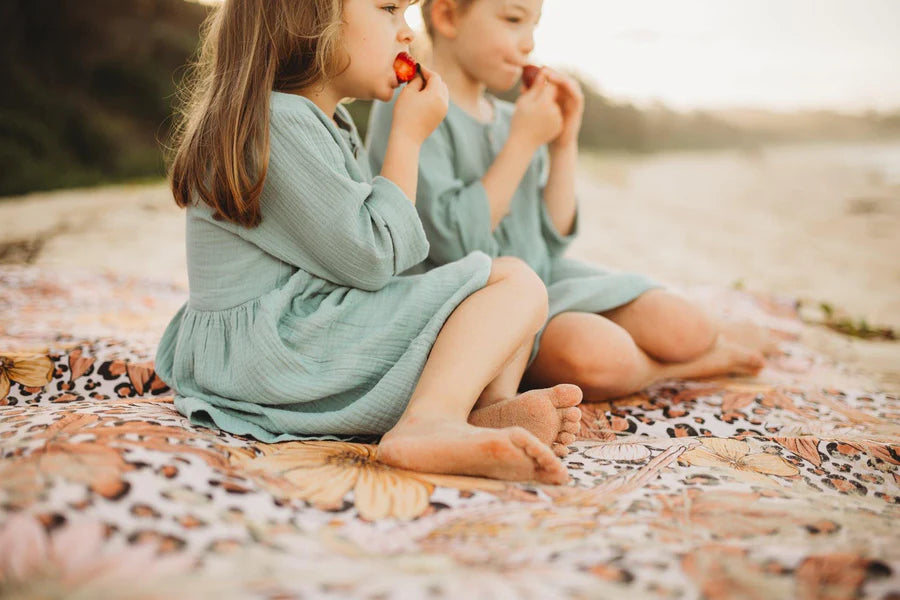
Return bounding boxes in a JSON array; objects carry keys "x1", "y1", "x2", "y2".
[
  {"x1": 367, "y1": 92, "x2": 659, "y2": 365},
  {"x1": 155, "y1": 92, "x2": 492, "y2": 442}
]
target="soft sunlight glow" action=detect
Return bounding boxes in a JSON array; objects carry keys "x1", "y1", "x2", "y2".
[
  {"x1": 193, "y1": 0, "x2": 900, "y2": 111},
  {"x1": 531, "y1": 0, "x2": 900, "y2": 111}
]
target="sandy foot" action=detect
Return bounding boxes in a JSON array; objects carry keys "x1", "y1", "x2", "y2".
[
  {"x1": 377, "y1": 419, "x2": 569, "y2": 485},
  {"x1": 468, "y1": 384, "x2": 583, "y2": 457}
]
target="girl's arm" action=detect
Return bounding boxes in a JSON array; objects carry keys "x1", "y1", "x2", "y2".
[
  {"x1": 481, "y1": 133, "x2": 542, "y2": 230},
  {"x1": 541, "y1": 142, "x2": 578, "y2": 237},
  {"x1": 379, "y1": 133, "x2": 422, "y2": 203},
  {"x1": 540, "y1": 70, "x2": 584, "y2": 238},
  {"x1": 234, "y1": 111, "x2": 429, "y2": 291},
  {"x1": 380, "y1": 65, "x2": 449, "y2": 204},
  {"x1": 482, "y1": 71, "x2": 562, "y2": 230}
]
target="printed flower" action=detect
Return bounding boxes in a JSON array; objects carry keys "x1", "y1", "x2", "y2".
[
  {"x1": 0, "y1": 352, "x2": 53, "y2": 400},
  {"x1": 681, "y1": 544, "x2": 789, "y2": 599},
  {"x1": 655, "y1": 488, "x2": 794, "y2": 542},
  {"x1": 0, "y1": 512, "x2": 197, "y2": 598},
  {"x1": 584, "y1": 442, "x2": 652, "y2": 462},
  {"x1": 229, "y1": 441, "x2": 507, "y2": 521},
  {"x1": 678, "y1": 438, "x2": 799, "y2": 485},
  {"x1": 0, "y1": 440, "x2": 136, "y2": 509}
]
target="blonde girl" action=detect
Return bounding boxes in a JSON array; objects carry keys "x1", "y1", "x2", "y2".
[{"x1": 155, "y1": 0, "x2": 584, "y2": 484}]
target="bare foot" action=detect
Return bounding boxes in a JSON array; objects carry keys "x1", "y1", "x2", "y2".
[
  {"x1": 665, "y1": 336, "x2": 765, "y2": 380},
  {"x1": 467, "y1": 384, "x2": 583, "y2": 457},
  {"x1": 718, "y1": 320, "x2": 780, "y2": 356},
  {"x1": 377, "y1": 418, "x2": 569, "y2": 485}
]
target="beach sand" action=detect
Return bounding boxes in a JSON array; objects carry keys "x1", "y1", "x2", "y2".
[{"x1": 2, "y1": 141, "x2": 898, "y2": 389}]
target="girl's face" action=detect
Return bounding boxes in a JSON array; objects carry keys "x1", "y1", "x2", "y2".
[
  {"x1": 452, "y1": 0, "x2": 542, "y2": 91},
  {"x1": 335, "y1": 0, "x2": 417, "y2": 101}
]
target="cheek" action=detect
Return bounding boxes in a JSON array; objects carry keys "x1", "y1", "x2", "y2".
[{"x1": 462, "y1": 28, "x2": 505, "y2": 62}]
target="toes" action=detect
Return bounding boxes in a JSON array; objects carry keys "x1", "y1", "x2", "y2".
[
  {"x1": 560, "y1": 419, "x2": 580, "y2": 434},
  {"x1": 549, "y1": 384, "x2": 583, "y2": 408},
  {"x1": 508, "y1": 427, "x2": 568, "y2": 484},
  {"x1": 738, "y1": 351, "x2": 765, "y2": 373},
  {"x1": 508, "y1": 426, "x2": 543, "y2": 455},
  {"x1": 557, "y1": 432, "x2": 576, "y2": 445},
  {"x1": 536, "y1": 460, "x2": 569, "y2": 485},
  {"x1": 551, "y1": 442, "x2": 569, "y2": 457},
  {"x1": 560, "y1": 406, "x2": 582, "y2": 422}
]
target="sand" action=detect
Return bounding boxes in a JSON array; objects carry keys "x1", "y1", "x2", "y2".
[{"x1": 2, "y1": 140, "x2": 898, "y2": 389}]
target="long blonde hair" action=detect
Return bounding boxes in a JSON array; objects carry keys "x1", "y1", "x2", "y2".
[{"x1": 168, "y1": 0, "x2": 346, "y2": 227}]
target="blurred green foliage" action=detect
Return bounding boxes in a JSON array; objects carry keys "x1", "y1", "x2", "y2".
[
  {"x1": 1, "y1": 1, "x2": 899, "y2": 196},
  {"x1": 0, "y1": 0, "x2": 208, "y2": 196}
]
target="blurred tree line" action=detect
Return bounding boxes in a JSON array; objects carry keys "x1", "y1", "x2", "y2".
[
  {"x1": 0, "y1": 0, "x2": 207, "y2": 196},
  {"x1": 2, "y1": 0, "x2": 899, "y2": 197}
]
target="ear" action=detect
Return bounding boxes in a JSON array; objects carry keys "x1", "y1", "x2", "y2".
[{"x1": 430, "y1": 0, "x2": 460, "y2": 39}]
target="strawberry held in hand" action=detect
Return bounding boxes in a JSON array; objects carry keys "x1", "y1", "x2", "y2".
[
  {"x1": 393, "y1": 52, "x2": 419, "y2": 84},
  {"x1": 521, "y1": 64, "x2": 541, "y2": 89}
]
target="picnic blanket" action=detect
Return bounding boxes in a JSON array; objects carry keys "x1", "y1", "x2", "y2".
[{"x1": 1, "y1": 265, "x2": 898, "y2": 599}]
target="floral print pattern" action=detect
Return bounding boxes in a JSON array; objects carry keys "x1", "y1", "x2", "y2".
[{"x1": 1, "y1": 265, "x2": 898, "y2": 598}]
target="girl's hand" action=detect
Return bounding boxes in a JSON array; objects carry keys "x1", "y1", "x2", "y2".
[
  {"x1": 544, "y1": 69, "x2": 584, "y2": 150},
  {"x1": 390, "y1": 64, "x2": 449, "y2": 146},
  {"x1": 510, "y1": 69, "x2": 564, "y2": 151}
]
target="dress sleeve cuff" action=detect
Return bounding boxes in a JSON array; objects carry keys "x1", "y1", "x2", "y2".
[
  {"x1": 540, "y1": 198, "x2": 580, "y2": 256},
  {"x1": 367, "y1": 176, "x2": 430, "y2": 274},
  {"x1": 457, "y1": 180, "x2": 498, "y2": 255}
]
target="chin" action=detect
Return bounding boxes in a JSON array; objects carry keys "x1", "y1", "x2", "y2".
[
  {"x1": 489, "y1": 73, "x2": 519, "y2": 93},
  {"x1": 373, "y1": 87, "x2": 394, "y2": 102}
]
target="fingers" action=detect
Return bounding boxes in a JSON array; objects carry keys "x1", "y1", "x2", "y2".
[
  {"x1": 417, "y1": 63, "x2": 434, "y2": 79},
  {"x1": 538, "y1": 78, "x2": 557, "y2": 103},
  {"x1": 522, "y1": 67, "x2": 549, "y2": 96},
  {"x1": 416, "y1": 63, "x2": 437, "y2": 88},
  {"x1": 408, "y1": 75, "x2": 426, "y2": 92},
  {"x1": 544, "y1": 68, "x2": 582, "y2": 104},
  {"x1": 402, "y1": 64, "x2": 440, "y2": 94}
]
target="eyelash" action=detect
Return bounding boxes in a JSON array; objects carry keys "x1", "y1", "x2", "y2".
[{"x1": 383, "y1": 4, "x2": 398, "y2": 14}]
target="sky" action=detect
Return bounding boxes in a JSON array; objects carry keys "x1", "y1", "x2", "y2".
[
  {"x1": 195, "y1": 0, "x2": 900, "y2": 112},
  {"x1": 406, "y1": 0, "x2": 900, "y2": 112}
]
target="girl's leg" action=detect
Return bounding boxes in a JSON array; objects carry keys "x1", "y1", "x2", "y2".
[
  {"x1": 601, "y1": 289, "x2": 717, "y2": 363},
  {"x1": 523, "y1": 310, "x2": 764, "y2": 403},
  {"x1": 603, "y1": 289, "x2": 778, "y2": 360},
  {"x1": 473, "y1": 337, "x2": 534, "y2": 409},
  {"x1": 377, "y1": 257, "x2": 569, "y2": 484},
  {"x1": 467, "y1": 334, "x2": 582, "y2": 457}
]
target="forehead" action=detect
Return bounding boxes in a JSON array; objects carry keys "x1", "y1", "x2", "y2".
[{"x1": 495, "y1": 0, "x2": 542, "y2": 12}]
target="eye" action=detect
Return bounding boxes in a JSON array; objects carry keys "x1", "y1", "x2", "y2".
[
  {"x1": 382, "y1": 4, "x2": 399, "y2": 14},
  {"x1": 505, "y1": 15, "x2": 522, "y2": 24}
]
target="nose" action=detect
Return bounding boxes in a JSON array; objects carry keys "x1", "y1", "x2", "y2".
[
  {"x1": 398, "y1": 18, "x2": 415, "y2": 45},
  {"x1": 520, "y1": 29, "x2": 535, "y2": 55}
]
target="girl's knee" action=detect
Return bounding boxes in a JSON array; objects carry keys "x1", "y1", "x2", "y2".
[
  {"x1": 635, "y1": 292, "x2": 717, "y2": 362},
  {"x1": 559, "y1": 325, "x2": 642, "y2": 391},
  {"x1": 487, "y1": 257, "x2": 548, "y2": 324},
  {"x1": 661, "y1": 305, "x2": 717, "y2": 362},
  {"x1": 488, "y1": 256, "x2": 535, "y2": 284}
]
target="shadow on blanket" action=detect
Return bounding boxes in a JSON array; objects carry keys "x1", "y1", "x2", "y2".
[{"x1": 1, "y1": 266, "x2": 898, "y2": 599}]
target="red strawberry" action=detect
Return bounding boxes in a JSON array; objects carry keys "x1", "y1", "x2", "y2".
[
  {"x1": 394, "y1": 52, "x2": 418, "y2": 83},
  {"x1": 521, "y1": 64, "x2": 541, "y2": 89}
]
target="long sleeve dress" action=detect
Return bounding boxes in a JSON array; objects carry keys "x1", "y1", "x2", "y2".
[
  {"x1": 154, "y1": 92, "x2": 492, "y2": 442},
  {"x1": 367, "y1": 93, "x2": 659, "y2": 365}
]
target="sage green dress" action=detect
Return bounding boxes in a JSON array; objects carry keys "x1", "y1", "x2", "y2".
[
  {"x1": 367, "y1": 92, "x2": 659, "y2": 365},
  {"x1": 155, "y1": 92, "x2": 492, "y2": 442}
]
